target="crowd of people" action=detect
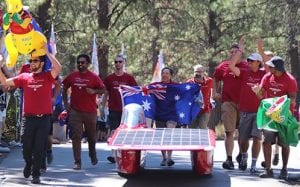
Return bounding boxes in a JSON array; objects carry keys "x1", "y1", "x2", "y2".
[{"x1": 0, "y1": 36, "x2": 299, "y2": 184}]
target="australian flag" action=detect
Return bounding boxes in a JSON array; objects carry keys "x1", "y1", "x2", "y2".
[{"x1": 119, "y1": 83, "x2": 202, "y2": 124}]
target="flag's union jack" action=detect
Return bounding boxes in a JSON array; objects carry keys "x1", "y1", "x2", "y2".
[{"x1": 120, "y1": 84, "x2": 167, "y2": 100}]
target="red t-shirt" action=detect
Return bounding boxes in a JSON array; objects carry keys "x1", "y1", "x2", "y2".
[
  {"x1": 19, "y1": 63, "x2": 31, "y2": 74},
  {"x1": 104, "y1": 73, "x2": 138, "y2": 112},
  {"x1": 13, "y1": 72, "x2": 55, "y2": 115},
  {"x1": 213, "y1": 60, "x2": 248, "y2": 104},
  {"x1": 239, "y1": 69, "x2": 266, "y2": 112},
  {"x1": 63, "y1": 71, "x2": 105, "y2": 113},
  {"x1": 187, "y1": 77, "x2": 213, "y2": 113},
  {"x1": 260, "y1": 72, "x2": 298, "y2": 98}
]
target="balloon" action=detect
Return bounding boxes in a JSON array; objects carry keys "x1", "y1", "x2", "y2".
[{"x1": 3, "y1": 0, "x2": 47, "y2": 68}]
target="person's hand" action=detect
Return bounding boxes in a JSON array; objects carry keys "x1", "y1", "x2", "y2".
[
  {"x1": 213, "y1": 93, "x2": 222, "y2": 101},
  {"x1": 251, "y1": 84, "x2": 261, "y2": 95},
  {"x1": 256, "y1": 38, "x2": 264, "y2": 50},
  {"x1": 86, "y1": 88, "x2": 96, "y2": 94},
  {"x1": 1, "y1": 85, "x2": 10, "y2": 92},
  {"x1": 238, "y1": 36, "x2": 245, "y2": 53}
]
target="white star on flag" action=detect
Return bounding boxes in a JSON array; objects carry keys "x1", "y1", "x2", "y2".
[
  {"x1": 174, "y1": 95, "x2": 180, "y2": 101},
  {"x1": 142, "y1": 99, "x2": 151, "y2": 111},
  {"x1": 185, "y1": 84, "x2": 191, "y2": 90},
  {"x1": 179, "y1": 112, "x2": 185, "y2": 118}
]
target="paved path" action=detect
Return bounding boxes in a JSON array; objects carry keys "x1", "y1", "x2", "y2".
[{"x1": 1, "y1": 141, "x2": 300, "y2": 186}]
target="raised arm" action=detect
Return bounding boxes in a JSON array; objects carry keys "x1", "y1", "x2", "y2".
[
  {"x1": 0, "y1": 54, "x2": 15, "y2": 87},
  {"x1": 45, "y1": 45, "x2": 62, "y2": 79},
  {"x1": 257, "y1": 38, "x2": 272, "y2": 63},
  {"x1": 229, "y1": 37, "x2": 244, "y2": 76}
]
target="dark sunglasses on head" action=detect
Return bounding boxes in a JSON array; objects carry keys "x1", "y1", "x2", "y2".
[
  {"x1": 114, "y1": 60, "x2": 123, "y2": 64},
  {"x1": 29, "y1": 59, "x2": 40, "y2": 63},
  {"x1": 77, "y1": 60, "x2": 87, "y2": 64}
]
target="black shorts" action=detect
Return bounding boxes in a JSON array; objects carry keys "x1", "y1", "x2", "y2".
[
  {"x1": 97, "y1": 121, "x2": 107, "y2": 132},
  {"x1": 108, "y1": 111, "x2": 122, "y2": 130}
]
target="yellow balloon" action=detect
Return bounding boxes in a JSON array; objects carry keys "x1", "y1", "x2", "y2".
[
  {"x1": 5, "y1": 0, "x2": 23, "y2": 14},
  {"x1": 4, "y1": 0, "x2": 48, "y2": 68},
  {"x1": 5, "y1": 33, "x2": 18, "y2": 68},
  {"x1": 5, "y1": 31, "x2": 47, "y2": 68}
]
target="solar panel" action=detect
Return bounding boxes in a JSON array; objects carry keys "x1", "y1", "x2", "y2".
[{"x1": 108, "y1": 128, "x2": 215, "y2": 151}]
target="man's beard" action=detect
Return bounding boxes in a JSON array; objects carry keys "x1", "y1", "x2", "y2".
[
  {"x1": 30, "y1": 64, "x2": 42, "y2": 73},
  {"x1": 77, "y1": 65, "x2": 87, "y2": 72},
  {"x1": 194, "y1": 74, "x2": 203, "y2": 79}
]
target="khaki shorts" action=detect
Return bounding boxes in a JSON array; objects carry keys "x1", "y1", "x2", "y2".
[
  {"x1": 190, "y1": 113, "x2": 210, "y2": 129},
  {"x1": 221, "y1": 102, "x2": 239, "y2": 132}
]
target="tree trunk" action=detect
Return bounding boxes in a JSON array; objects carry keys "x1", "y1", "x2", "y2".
[
  {"x1": 97, "y1": 0, "x2": 110, "y2": 78},
  {"x1": 35, "y1": 0, "x2": 53, "y2": 38},
  {"x1": 286, "y1": 1, "x2": 300, "y2": 117},
  {"x1": 207, "y1": 6, "x2": 222, "y2": 128},
  {"x1": 149, "y1": 1, "x2": 161, "y2": 72}
]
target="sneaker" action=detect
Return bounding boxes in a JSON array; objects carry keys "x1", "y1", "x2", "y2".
[
  {"x1": 73, "y1": 163, "x2": 81, "y2": 170},
  {"x1": 250, "y1": 167, "x2": 259, "y2": 175},
  {"x1": 278, "y1": 169, "x2": 288, "y2": 179},
  {"x1": 222, "y1": 160, "x2": 234, "y2": 170},
  {"x1": 239, "y1": 157, "x2": 247, "y2": 171},
  {"x1": 107, "y1": 156, "x2": 115, "y2": 163},
  {"x1": 91, "y1": 157, "x2": 98, "y2": 165},
  {"x1": 272, "y1": 154, "x2": 279, "y2": 166},
  {"x1": 236, "y1": 153, "x2": 242, "y2": 164},
  {"x1": 160, "y1": 159, "x2": 167, "y2": 166},
  {"x1": 31, "y1": 176, "x2": 40, "y2": 184},
  {"x1": 47, "y1": 152, "x2": 53, "y2": 164},
  {"x1": 23, "y1": 164, "x2": 31, "y2": 178},
  {"x1": 260, "y1": 168, "x2": 274, "y2": 178},
  {"x1": 167, "y1": 159, "x2": 175, "y2": 166}
]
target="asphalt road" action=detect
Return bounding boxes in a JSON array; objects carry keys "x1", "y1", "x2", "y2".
[{"x1": 1, "y1": 141, "x2": 300, "y2": 186}]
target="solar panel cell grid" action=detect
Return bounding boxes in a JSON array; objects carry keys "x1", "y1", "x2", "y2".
[{"x1": 109, "y1": 128, "x2": 214, "y2": 150}]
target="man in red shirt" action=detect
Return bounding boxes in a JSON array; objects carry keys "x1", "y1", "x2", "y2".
[
  {"x1": 62, "y1": 54, "x2": 106, "y2": 170},
  {"x1": 213, "y1": 43, "x2": 248, "y2": 170},
  {"x1": 229, "y1": 38, "x2": 266, "y2": 173},
  {"x1": 0, "y1": 46, "x2": 61, "y2": 184},
  {"x1": 253, "y1": 56, "x2": 298, "y2": 179},
  {"x1": 101, "y1": 55, "x2": 137, "y2": 163},
  {"x1": 187, "y1": 64, "x2": 213, "y2": 129}
]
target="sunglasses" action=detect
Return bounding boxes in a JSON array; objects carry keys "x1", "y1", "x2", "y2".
[
  {"x1": 29, "y1": 59, "x2": 40, "y2": 63},
  {"x1": 77, "y1": 61, "x2": 87, "y2": 64},
  {"x1": 114, "y1": 60, "x2": 123, "y2": 64},
  {"x1": 247, "y1": 59, "x2": 255, "y2": 62}
]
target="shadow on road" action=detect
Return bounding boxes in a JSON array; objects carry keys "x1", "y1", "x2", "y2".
[{"x1": 122, "y1": 168, "x2": 230, "y2": 187}]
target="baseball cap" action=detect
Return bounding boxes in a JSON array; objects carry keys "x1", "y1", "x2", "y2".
[
  {"x1": 265, "y1": 56, "x2": 285, "y2": 72},
  {"x1": 247, "y1": 53, "x2": 263, "y2": 62}
]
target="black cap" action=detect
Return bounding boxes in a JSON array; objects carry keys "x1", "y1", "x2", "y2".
[{"x1": 265, "y1": 56, "x2": 285, "y2": 72}]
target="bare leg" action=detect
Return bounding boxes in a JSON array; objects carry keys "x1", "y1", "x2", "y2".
[
  {"x1": 225, "y1": 131, "x2": 235, "y2": 157},
  {"x1": 262, "y1": 142, "x2": 272, "y2": 169}
]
